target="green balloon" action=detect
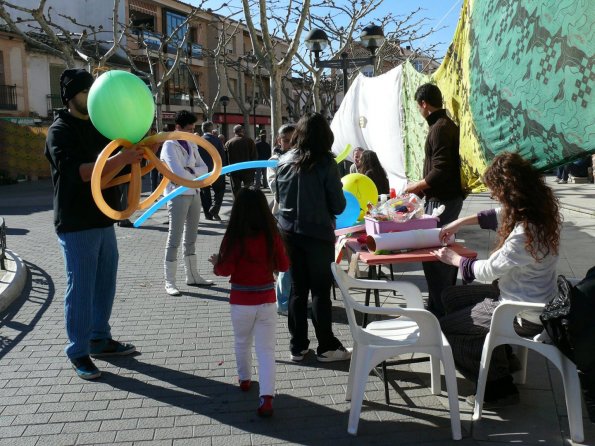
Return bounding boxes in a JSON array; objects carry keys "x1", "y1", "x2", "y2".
[{"x1": 88, "y1": 70, "x2": 155, "y2": 143}]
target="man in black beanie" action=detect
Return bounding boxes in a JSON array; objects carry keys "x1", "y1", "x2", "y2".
[{"x1": 45, "y1": 68, "x2": 143, "y2": 379}]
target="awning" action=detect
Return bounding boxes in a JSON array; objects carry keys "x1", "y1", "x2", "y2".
[
  {"x1": 213, "y1": 113, "x2": 271, "y2": 125},
  {"x1": 129, "y1": 0, "x2": 157, "y2": 16}
]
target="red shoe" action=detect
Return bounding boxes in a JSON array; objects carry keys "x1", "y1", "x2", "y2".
[
  {"x1": 257, "y1": 395, "x2": 274, "y2": 417},
  {"x1": 239, "y1": 379, "x2": 252, "y2": 392}
]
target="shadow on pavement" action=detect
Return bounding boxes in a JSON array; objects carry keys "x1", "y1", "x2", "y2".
[
  {"x1": 100, "y1": 355, "x2": 463, "y2": 444},
  {"x1": 0, "y1": 262, "x2": 54, "y2": 359}
]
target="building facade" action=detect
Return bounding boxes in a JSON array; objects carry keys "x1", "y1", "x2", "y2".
[{"x1": 0, "y1": 0, "x2": 290, "y2": 139}]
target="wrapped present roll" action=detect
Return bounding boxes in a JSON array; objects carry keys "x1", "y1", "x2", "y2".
[{"x1": 366, "y1": 228, "x2": 454, "y2": 252}]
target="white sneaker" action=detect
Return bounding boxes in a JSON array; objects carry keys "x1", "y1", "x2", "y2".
[
  {"x1": 290, "y1": 349, "x2": 310, "y2": 362},
  {"x1": 316, "y1": 346, "x2": 352, "y2": 363}
]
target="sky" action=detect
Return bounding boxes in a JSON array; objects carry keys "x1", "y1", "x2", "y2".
[{"x1": 188, "y1": 0, "x2": 463, "y2": 60}]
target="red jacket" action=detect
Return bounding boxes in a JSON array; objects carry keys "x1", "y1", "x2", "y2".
[{"x1": 214, "y1": 233, "x2": 289, "y2": 305}]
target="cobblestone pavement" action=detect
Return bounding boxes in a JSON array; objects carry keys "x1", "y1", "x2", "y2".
[{"x1": 0, "y1": 178, "x2": 593, "y2": 445}]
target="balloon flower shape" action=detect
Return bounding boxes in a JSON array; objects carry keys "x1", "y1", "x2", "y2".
[
  {"x1": 88, "y1": 70, "x2": 222, "y2": 220},
  {"x1": 341, "y1": 173, "x2": 378, "y2": 220}
]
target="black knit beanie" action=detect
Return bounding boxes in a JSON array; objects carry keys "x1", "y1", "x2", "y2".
[{"x1": 60, "y1": 68, "x2": 94, "y2": 105}]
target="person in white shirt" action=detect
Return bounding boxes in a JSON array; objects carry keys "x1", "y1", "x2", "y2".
[
  {"x1": 431, "y1": 152, "x2": 562, "y2": 408},
  {"x1": 160, "y1": 111, "x2": 213, "y2": 295}
]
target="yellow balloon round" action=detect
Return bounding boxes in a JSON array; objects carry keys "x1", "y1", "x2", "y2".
[{"x1": 341, "y1": 173, "x2": 378, "y2": 220}]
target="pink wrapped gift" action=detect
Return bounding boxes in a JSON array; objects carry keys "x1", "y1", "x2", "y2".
[{"x1": 364, "y1": 214, "x2": 439, "y2": 235}]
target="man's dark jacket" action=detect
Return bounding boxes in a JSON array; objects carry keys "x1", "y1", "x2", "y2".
[
  {"x1": 45, "y1": 109, "x2": 118, "y2": 233},
  {"x1": 225, "y1": 135, "x2": 256, "y2": 164},
  {"x1": 422, "y1": 109, "x2": 463, "y2": 201}
]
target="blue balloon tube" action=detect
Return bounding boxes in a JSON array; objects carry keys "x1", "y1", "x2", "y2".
[{"x1": 133, "y1": 160, "x2": 279, "y2": 227}]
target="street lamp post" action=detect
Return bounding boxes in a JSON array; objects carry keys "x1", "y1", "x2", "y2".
[
  {"x1": 219, "y1": 95, "x2": 229, "y2": 139},
  {"x1": 305, "y1": 24, "x2": 385, "y2": 95},
  {"x1": 252, "y1": 100, "x2": 258, "y2": 139}
]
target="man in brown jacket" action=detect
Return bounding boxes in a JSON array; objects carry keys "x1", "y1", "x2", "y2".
[
  {"x1": 405, "y1": 83, "x2": 464, "y2": 317},
  {"x1": 225, "y1": 124, "x2": 257, "y2": 196}
]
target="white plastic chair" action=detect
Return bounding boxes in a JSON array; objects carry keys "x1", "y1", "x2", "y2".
[
  {"x1": 331, "y1": 263, "x2": 462, "y2": 439},
  {"x1": 473, "y1": 300, "x2": 584, "y2": 443}
]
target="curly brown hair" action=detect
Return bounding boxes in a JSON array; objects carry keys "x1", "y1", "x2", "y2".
[{"x1": 483, "y1": 152, "x2": 562, "y2": 261}]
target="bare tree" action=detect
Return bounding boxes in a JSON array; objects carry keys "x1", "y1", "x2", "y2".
[
  {"x1": 0, "y1": 0, "x2": 123, "y2": 69},
  {"x1": 292, "y1": 1, "x2": 439, "y2": 115},
  {"x1": 240, "y1": 0, "x2": 311, "y2": 136},
  {"x1": 121, "y1": 2, "x2": 221, "y2": 131},
  {"x1": 186, "y1": 11, "x2": 242, "y2": 122}
]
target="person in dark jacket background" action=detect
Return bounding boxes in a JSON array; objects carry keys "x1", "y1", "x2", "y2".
[
  {"x1": 45, "y1": 68, "x2": 140, "y2": 380},
  {"x1": 198, "y1": 121, "x2": 227, "y2": 221},
  {"x1": 275, "y1": 113, "x2": 351, "y2": 363},
  {"x1": 404, "y1": 83, "x2": 464, "y2": 317},
  {"x1": 225, "y1": 125, "x2": 257, "y2": 196}
]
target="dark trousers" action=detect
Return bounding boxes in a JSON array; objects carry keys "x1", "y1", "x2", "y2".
[
  {"x1": 230, "y1": 171, "x2": 254, "y2": 197},
  {"x1": 150, "y1": 168, "x2": 162, "y2": 191},
  {"x1": 200, "y1": 176, "x2": 226, "y2": 217},
  {"x1": 255, "y1": 168, "x2": 268, "y2": 188},
  {"x1": 439, "y1": 284, "x2": 543, "y2": 383},
  {"x1": 422, "y1": 196, "x2": 464, "y2": 317},
  {"x1": 283, "y1": 231, "x2": 342, "y2": 355}
]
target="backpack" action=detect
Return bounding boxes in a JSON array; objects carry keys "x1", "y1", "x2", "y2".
[{"x1": 540, "y1": 267, "x2": 595, "y2": 373}]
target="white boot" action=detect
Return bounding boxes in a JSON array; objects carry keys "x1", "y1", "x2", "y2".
[
  {"x1": 164, "y1": 261, "x2": 181, "y2": 296},
  {"x1": 184, "y1": 254, "x2": 214, "y2": 286}
]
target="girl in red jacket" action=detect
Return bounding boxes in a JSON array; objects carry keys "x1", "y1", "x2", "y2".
[{"x1": 209, "y1": 187, "x2": 289, "y2": 417}]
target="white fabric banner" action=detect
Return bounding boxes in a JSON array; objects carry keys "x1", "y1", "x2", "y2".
[{"x1": 330, "y1": 66, "x2": 407, "y2": 192}]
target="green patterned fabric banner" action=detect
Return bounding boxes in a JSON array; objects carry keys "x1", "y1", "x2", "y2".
[{"x1": 468, "y1": 0, "x2": 595, "y2": 170}]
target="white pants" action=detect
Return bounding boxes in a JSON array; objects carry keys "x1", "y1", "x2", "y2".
[
  {"x1": 165, "y1": 194, "x2": 201, "y2": 262},
  {"x1": 230, "y1": 303, "x2": 277, "y2": 396}
]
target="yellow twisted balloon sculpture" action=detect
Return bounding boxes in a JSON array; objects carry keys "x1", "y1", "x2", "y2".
[{"x1": 91, "y1": 131, "x2": 222, "y2": 220}]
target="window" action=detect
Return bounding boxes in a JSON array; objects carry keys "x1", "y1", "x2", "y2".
[
  {"x1": 413, "y1": 60, "x2": 424, "y2": 72},
  {"x1": 49, "y1": 64, "x2": 66, "y2": 110},
  {"x1": 164, "y1": 10, "x2": 187, "y2": 54},
  {"x1": 0, "y1": 51, "x2": 5, "y2": 85},
  {"x1": 130, "y1": 10, "x2": 155, "y2": 32},
  {"x1": 165, "y1": 61, "x2": 194, "y2": 106}
]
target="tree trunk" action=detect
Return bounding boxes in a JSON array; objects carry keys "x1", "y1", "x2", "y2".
[
  {"x1": 154, "y1": 91, "x2": 164, "y2": 132},
  {"x1": 312, "y1": 72, "x2": 322, "y2": 113},
  {"x1": 269, "y1": 69, "x2": 283, "y2": 135}
]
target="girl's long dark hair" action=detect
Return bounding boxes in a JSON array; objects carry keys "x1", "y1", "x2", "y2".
[
  {"x1": 290, "y1": 113, "x2": 334, "y2": 171},
  {"x1": 359, "y1": 150, "x2": 387, "y2": 176},
  {"x1": 218, "y1": 187, "x2": 282, "y2": 271},
  {"x1": 483, "y1": 152, "x2": 562, "y2": 261}
]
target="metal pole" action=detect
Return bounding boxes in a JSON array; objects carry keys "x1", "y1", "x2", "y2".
[
  {"x1": 341, "y1": 52, "x2": 349, "y2": 94},
  {"x1": 253, "y1": 103, "x2": 257, "y2": 139}
]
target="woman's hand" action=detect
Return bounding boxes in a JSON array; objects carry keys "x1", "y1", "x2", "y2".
[
  {"x1": 430, "y1": 247, "x2": 462, "y2": 267},
  {"x1": 439, "y1": 219, "x2": 463, "y2": 244},
  {"x1": 208, "y1": 253, "x2": 219, "y2": 266}
]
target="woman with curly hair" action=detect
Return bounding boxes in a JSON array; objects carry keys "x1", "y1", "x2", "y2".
[{"x1": 431, "y1": 152, "x2": 562, "y2": 407}]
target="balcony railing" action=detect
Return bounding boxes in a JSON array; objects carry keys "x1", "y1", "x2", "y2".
[{"x1": 0, "y1": 85, "x2": 17, "y2": 110}]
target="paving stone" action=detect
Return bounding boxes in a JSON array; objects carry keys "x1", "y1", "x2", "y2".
[
  {"x1": 114, "y1": 428, "x2": 155, "y2": 442},
  {"x1": 22, "y1": 423, "x2": 64, "y2": 436},
  {"x1": 75, "y1": 431, "x2": 117, "y2": 445},
  {"x1": 0, "y1": 425, "x2": 27, "y2": 438}
]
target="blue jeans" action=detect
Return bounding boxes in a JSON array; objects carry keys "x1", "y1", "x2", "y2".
[
  {"x1": 276, "y1": 270, "x2": 292, "y2": 312},
  {"x1": 58, "y1": 226, "x2": 118, "y2": 359}
]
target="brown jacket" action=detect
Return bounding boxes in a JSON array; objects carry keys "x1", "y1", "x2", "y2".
[
  {"x1": 225, "y1": 135, "x2": 257, "y2": 165},
  {"x1": 422, "y1": 109, "x2": 463, "y2": 201}
]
